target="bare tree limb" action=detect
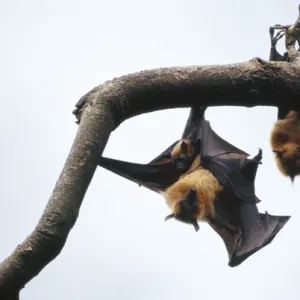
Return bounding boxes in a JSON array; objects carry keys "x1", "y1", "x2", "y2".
[
  {"x1": 74, "y1": 58, "x2": 300, "y2": 127},
  {"x1": 0, "y1": 102, "x2": 114, "y2": 299},
  {"x1": 2, "y1": 5, "x2": 300, "y2": 300}
]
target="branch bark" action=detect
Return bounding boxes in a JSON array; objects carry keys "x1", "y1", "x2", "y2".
[
  {"x1": 0, "y1": 102, "x2": 114, "y2": 299},
  {"x1": 2, "y1": 9, "x2": 300, "y2": 300},
  {"x1": 73, "y1": 58, "x2": 300, "y2": 128}
]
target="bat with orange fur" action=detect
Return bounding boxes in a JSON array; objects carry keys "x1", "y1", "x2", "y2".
[
  {"x1": 271, "y1": 111, "x2": 300, "y2": 182},
  {"x1": 269, "y1": 27, "x2": 300, "y2": 182},
  {"x1": 98, "y1": 107, "x2": 290, "y2": 267}
]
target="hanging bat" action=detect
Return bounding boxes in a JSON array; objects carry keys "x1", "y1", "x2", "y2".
[
  {"x1": 98, "y1": 106, "x2": 290, "y2": 267},
  {"x1": 270, "y1": 110, "x2": 300, "y2": 182},
  {"x1": 269, "y1": 27, "x2": 300, "y2": 182}
]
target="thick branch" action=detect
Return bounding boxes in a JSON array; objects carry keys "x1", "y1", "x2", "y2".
[
  {"x1": 0, "y1": 102, "x2": 114, "y2": 298},
  {"x1": 74, "y1": 59, "x2": 300, "y2": 127}
]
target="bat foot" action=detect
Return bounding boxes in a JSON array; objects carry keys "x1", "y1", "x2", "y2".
[{"x1": 269, "y1": 27, "x2": 285, "y2": 47}]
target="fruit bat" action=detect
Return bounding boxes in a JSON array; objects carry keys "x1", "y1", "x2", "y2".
[
  {"x1": 98, "y1": 107, "x2": 290, "y2": 267},
  {"x1": 269, "y1": 27, "x2": 300, "y2": 181}
]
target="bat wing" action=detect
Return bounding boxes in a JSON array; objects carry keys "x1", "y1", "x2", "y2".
[
  {"x1": 98, "y1": 114, "x2": 261, "y2": 203},
  {"x1": 98, "y1": 139, "x2": 187, "y2": 192},
  {"x1": 197, "y1": 120, "x2": 261, "y2": 203},
  {"x1": 98, "y1": 107, "x2": 207, "y2": 192},
  {"x1": 208, "y1": 192, "x2": 290, "y2": 267},
  {"x1": 148, "y1": 141, "x2": 178, "y2": 164},
  {"x1": 99, "y1": 156, "x2": 181, "y2": 192}
]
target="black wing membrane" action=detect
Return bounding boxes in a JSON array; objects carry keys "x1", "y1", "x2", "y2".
[
  {"x1": 209, "y1": 192, "x2": 290, "y2": 267},
  {"x1": 98, "y1": 107, "x2": 206, "y2": 192},
  {"x1": 99, "y1": 156, "x2": 181, "y2": 192},
  {"x1": 196, "y1": 120, "x2": 261, "y2": 204},
  {"x1": 195, "y1": 120, "x2": 289, "y2": 266}
]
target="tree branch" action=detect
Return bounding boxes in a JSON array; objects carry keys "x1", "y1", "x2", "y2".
[
  {"x1": 0, "y1": 102, "x2": 114, "y2": 299},
  {"x1": 74, "y1": 58, "x2": 300, "y2": 127}
]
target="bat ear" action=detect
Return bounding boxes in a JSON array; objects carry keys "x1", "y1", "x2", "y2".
[
  {"x1": 273, "y1": 149, "x2": 283, "y2": 158},
  {"x1": 290, "y1": 175, "x2": 295, "y2": 184},
  {"x1": 192, "y1": 221, "x2": 200, "y2": 232},
  {"x1": 165, "y1": 214, "x2": 175, "y2": 221},
  {"x1": 180, "y1": 141, "x2": 188, "y2": 154}
]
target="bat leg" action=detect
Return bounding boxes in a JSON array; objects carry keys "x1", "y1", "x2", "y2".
[
  {"x1": 181, "y1": 106, "x2": 207, "y2": 138},
  {"x1": 277, "y1": 107, "x2": 291, "y2": 120},
  {"x1": 198, "y1": 106, "x2": 207, "y2": 119},
  {"x1": 269, "y1": 28, "x2": 286, "y2": 61}
]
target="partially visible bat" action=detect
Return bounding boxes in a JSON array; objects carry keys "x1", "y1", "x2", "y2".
[
  {"x1": 271, "y1": 110, "x2": 300, "y2": 182},
  {"x1": 98, "y1": 107, "x2": 290, "y2": 267},
  {"x1": 269, "y1": 27, "x2": 300, "y2": 182}
]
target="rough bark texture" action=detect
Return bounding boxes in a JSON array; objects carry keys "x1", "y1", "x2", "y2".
[
  {"x1": 73, "y1": 59, "x2": 300, "y2": 128},
  {"x1": 0, "y1": 102, "x2": 114, "y2": 299},
  {"x1": 1, "y1": 6, "x2": 300, "y2": 299}
]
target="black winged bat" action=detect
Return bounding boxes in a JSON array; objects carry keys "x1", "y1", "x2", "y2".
[{"x1": 98, "y1": 106, "x2": 290, "y2": 267}]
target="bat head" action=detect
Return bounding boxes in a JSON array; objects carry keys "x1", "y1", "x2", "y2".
[
  {"x1": 273, "y1": 144, "x2": 300, "y2": 182},
  {"x1": 173, "y1": 155, "x2": 193, "y2": 173},
  {"x1": 165, "y1": 189, "x2": 200, "y2": 231},
  {"x1": 171, "y1": 140, "x2": 194, "y2": 173}
]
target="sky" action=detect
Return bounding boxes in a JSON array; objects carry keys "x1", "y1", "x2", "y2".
[{"x1": 1, "y1": 0, "x2": 300, "y2": 299}]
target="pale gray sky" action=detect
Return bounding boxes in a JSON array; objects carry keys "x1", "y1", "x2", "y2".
[{"x1": 1, "y1": 0, "x2": 300, "y2": 299}]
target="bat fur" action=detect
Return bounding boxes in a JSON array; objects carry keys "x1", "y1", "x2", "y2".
[
  {"x1": 162, "y1": 153, "x2": 222, "y2": 222},
  {"x1": 270, "y1": 111, "x2": 300, "y2": 182}
]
